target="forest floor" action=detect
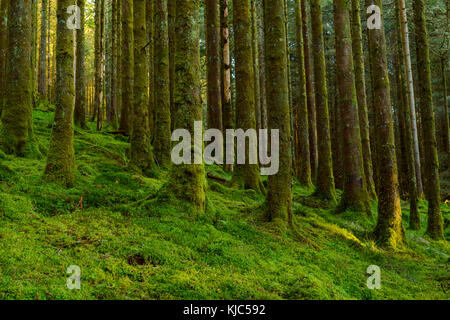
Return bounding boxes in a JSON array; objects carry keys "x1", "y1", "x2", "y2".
[{"x1": 0, "y1": 109, "x2": 448, "y2": 300}]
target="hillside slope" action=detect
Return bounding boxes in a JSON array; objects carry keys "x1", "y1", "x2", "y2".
[{"x1": 0, "y1": 110, "x2": 448, "y2": 300}]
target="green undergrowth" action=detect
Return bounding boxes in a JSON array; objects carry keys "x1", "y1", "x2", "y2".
[{"x1": 0, "y1": 110, "x2": 448, "y2": 300}]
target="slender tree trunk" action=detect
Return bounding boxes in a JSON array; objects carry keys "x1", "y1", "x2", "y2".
[
  {"x1": 233, "y1": 0, "x2": 263, "y2": 192},
  {"x1": 154, "y1": 0, "x2": 172, "y2": 167},
  {"x1": 131, "y1": 0, "x2": 153, "y2": 170},
  {"x1": 413, "y1": 0, "x2": 444, "y2": 240},
  {"x1": 1, "y1": 0, "x2": 37, "y2": 157},
  {"x1": 168, "y1": 0, "x2": 175, "y2": 131},
  {"x1": 257, "y1": 0, "x2": 267, "y2": 130},
  {"x1": 38, "y1": 0, "x2": 48, "y2": 99},
  {"x1": 398, "y1": 0, "x2": 423, "y2": 196},
  {"x1": 94, "y1": 0, "x2": 104, "y2": 131},
  {"x1": 294, "y1": 0, "x2": 312, "y2": 187},
  {"x1": 75, "y1": 0, "x2": 86, "y2": 129},
  {"x1": 116, "y1": 0, "x2": 122, "y2": 129},
  {"x1": 44, "y1": 0, "x2": 76, "y2": 187},
  {"x1": 351, "y1": 0, "x2": 376, "y2": 200},
  {"x1": 221, "y1": 0, "x2": 234, "y2": 172},
  {"x1": 441, "y1": 57, "x2": 449, "y2": 155},
  {"x1": 334, "y1": 0, "x2": 370, "y2": 213},
  {"x1": 264, "y1": 0, "x2": 293, "y2": 224},
  {"x1": 0, "y1": 0, "x2": 8, "y2": 111},
  {"x1": 366, "y1": 0, "x2": 405, "y2": 248},
  {"x1": 105, "y1": 0, "x2": 113, "y2": 124},
  {"x1": 300, "y1": 0, "x2": 317, "y2": 183},
  {"x1": 119, "y1": 0, "x2": 133, "y2": 135},
  {"x1": 147, "y1": 0, "x2": 154, "y2": 135},
  {"x1": 110, "y1": 0, "x2": 118, "y2": 128},
  {"x1": 206, "y1": 0, "x2": 223, "y2": 132},
  {"x1": 168, "y1": 0, "x2": 206, "y2": 211},
  {"x1": 251, "y1": 0, "x2": 261, "y2": 131},
  {"x1": 310, "y1": 0, "x2": 336, "y2": 202}
]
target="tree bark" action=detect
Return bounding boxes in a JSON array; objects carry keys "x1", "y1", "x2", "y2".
[
  {"x1": 75, "y1": 0, "x2": 87, "y2": 129},
  {"x1": 38, "y1": 0, "x2": 48, "y2": 99}
]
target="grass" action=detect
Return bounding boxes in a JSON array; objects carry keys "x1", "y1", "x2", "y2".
[{"x1": 0, "y1": 109, "x2": 448, "y2": 300}]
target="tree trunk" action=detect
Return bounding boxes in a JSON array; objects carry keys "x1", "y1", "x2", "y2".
[
  {"x1": 44, "y1": 0, "x2": 76, "y2": 187},
  {"x1": 413, "y1": 0, "x2": 444, "y2": 240},
  {"x1": 398, "y1": 0, "x2": 423, "y2": 196},
  {"x1": 294, "y1": 0, "x2": 312, "y2": 187},
  {"x1": 38, "y1": 0, "x2": 48, "y2": 99},
  {"x1": 131, "y1": 0, "x2": 153, "y2": 170},
  {"x1": 168, "y1": 0, "x2": 206, "y2": 211},
  {"x1": 264, "y1": 0, "x2": 293, "y2": 225},
  {"x1": 119, "y1": 0, "x2": 133, "y2": 135},
  {"x1": 94, "y1": 0, "x2": 104, "y2": 131},
  {"x1": 75, "y1": 0, "x2": 87, "y2": 129},
  {"x1": 334, "y1": 0, "x2": 370, "y2": 213},
  {"x1": 251, "y1": 0, "x2": 261, "y2": 131},
  {"x1": 154, "y1": 0, "x2": 172, "y2": 167},
  {"x1": 206, "y1": 0, "x2": 223, "y2": 132},
  {"x1": 233, "y1": 0, "x2": 263, "y2": 192},
  {"x1": 366, "y1": 0, "x2": 405, "y2": 248},
  {"x1": 0, "y1": 0, "x2": 8, "y2": 111},
  {"x1": 441, "y1": 57, "x2": 449, "y2": 156},
  {"x1": 351, "y1": 0, "x2": 376, "y2": 200},
  {"x1": 147, "y1": 0, "x2": 154, "y2": 135},
  {"x1": 220, "y1": 0, "x2": 234, "y2": 172},
  {"x1": 257, "y1": 0, "x2": 267, "y2": 130},
  {"x1": 310, "y1": 0, "x2": 336, "y2": 202}
]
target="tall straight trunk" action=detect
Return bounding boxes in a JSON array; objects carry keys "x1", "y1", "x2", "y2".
[
  {"x1": 366, "y1": 0, "x2": 405, "y2": 248},
  {"x1": 119, "y1": 0, "x2": 133, "y2": 135},
  {"x1": 264, "y1": 0, "x2": 293, "y2": 224},
  {"x1": 334, "y1": 0, "x2": 370, "y2": 213},
  {"x1": 294, "y1": 0, "x2": 312, "y2": 187},
  {"x1": 413, "y1": 0, "x2": 444, "y2": 240},
  {"x1": 251, "y1": 0, "x2": 261, "y2": 131},
  {"x1": 31, "y1": 0, "x2": 38, "y2": 100},
  {"x1": 301, "y1": 0, "x2": 317, "y2": 183},
  {"x1": 154, "y1": 0, "x2": 171, "y2": 167},
  {"x1": 116, "y1": 0, "x2": 122, "y2": 129},
  {"x1": 168, "y1": 0, "x2": 175, "y2": 131},
  {"x1": 395, "y1": 3, "x2": 419, "y2": 229},
  {"x1": 206, "y1": 0, "x2": 223, "y2": 131},
  {"x1": 131, "y1": 0, "x2": 153, "y2": 170},
  {"x1": 75, "y1": 0, "x2": 86, "y2": 129},
  {"x1": 350, "y1": 0, "x2": 376, "y2": 200},
  {"x1": 110, "y1": 0, "x2": 118, "y2": 128},
  {"x1": 221, "y1": 0, "x2": 234, "y2": 172},
  {"x1": 310, "y1": 0, "x2": 336, "y2": 202},
  {"x1": 233, "y1": 0, "x2": 263, "y2": 192},
  {"x1": 47, "y1": 0, "x2": 51, "y2": 104},
  {"x1": 105, "y1": 0, "x2": 113, "y2": 124},
  {"x1": 257, "y1": 0, "x2": 267, "y2": 130},
  {"x1": 147, "y1": 0, "x2": 154, "y2": 135},
  {"x1": 168, "y1": 0, "x2": 206, "y2": 211},
  {"x1": 398, "y1": 0, "x2": 423, "y2": 196},
  {"x1": 38, "y1": 0, "x2": 48, "y2": 99},
  {"x1": 94, "y1": 0, "x2": 104, "y2": 131},
  {"x1": 1, "y1": 0, "x2": 36, "y2": 156},
  {"x1": 441, "y1": 57, "x2": 449, "y2": 155},
  {"x1": 44, "y1": 0, "x2": 76, "y2": 187},
  {"x1": 0, "y1": 0, "x2": 8, "y2": 111}
]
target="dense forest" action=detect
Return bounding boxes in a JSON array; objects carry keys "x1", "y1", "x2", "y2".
[{"x1": 0, "y1": 0, "x2": 448, "y2": 300}]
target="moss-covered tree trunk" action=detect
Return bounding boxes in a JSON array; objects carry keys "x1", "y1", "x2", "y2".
[
  {"x1": 119, "y1": 0, "x2": 133, "y2": 135},
  {"x1": 168, "y1": 0, "x2": 175, "y2": 131},
  {"x1": 38, "y1": 0, "x2": 48, "y2": 100},
  {"x1": 154, "y1": 0, "x2": 171, "y2": 167},
  {"x1": 75, "y1": 0, "x2": 87, "y2": 129},
  {"x1": 300, "y1": 0, "x2": 317, "y2": 183},
  {"x1": 233, "y1": 0, "x2": 263, "y2": 192},
  {"x1": 146, "y1": 0, "x2": 154, "y2": 135},
  {"x1": 264, "y1": 0, "x2": 293, "y2": 224},
  {"x1": 310, "y1": 0, "x2": 336, "y2": 202},
  {"x1": 1, "y1": 0, "x2": 38, "y2": 157},
  {"x1": 413, "y1": 0, "x2": 444, "y2": 240},
  {"x1": 110, "y1": 0, "x2": 118, "y2": 128},
  {"x1": 350, "y1": 0, "x2": 376, "y2": 200},
  {"x1": 221, "y1": 0, "x2": 234, "y2": 172},
  {"x1": 105, "y1": 0, "x2": 113, "y2": 124},
  {"x1": 115, "y1": 0, "x2": 122, "y2": 129},
  {"x1": 394, "y1": 2, "x2": 419, "y2": 230},
  {"x1": 167, "y1": 0, "x2": 206, "y2": 211},
  {"x1": 398, "y1": 0, "x2": 423, "y2": 197},
  {"x1": 441, "y1": 57, "x2": 449, "y2": 155},
  {"x1": 257, "y1": 0, "x2": 267, "y2": 130},
  {"x1": 44, "y1": 0, "x2": 76, "y2": 187},
  {"x1": 294, "y1": 0, "x2": 312, "y2": 187},
  {"x1": 251, "y1": 0, "x2": 261, "y2": 131},
  {"x1": 206, "y1": 0, "x2": 223, "y2": 132},
  {"x1": 130, "y1": 0, "x2": 153, "y2": 170},
  {"x1": 334, "y1": 0, "x2": 370, "y2": 213},
  {"x1": 0, "y1": 0, "x2": 7, "y2": 111},
  {"x1": 366, "y1": 0, "x2": 405, "y2": 248},
  {"x1": 94, "y1": 0, "x2": 104, "y2": 131}
]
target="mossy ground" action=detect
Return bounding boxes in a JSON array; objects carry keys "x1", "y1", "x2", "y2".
[{"x1": 0, "y1": 109, "x2": 448, "y2": 300}]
